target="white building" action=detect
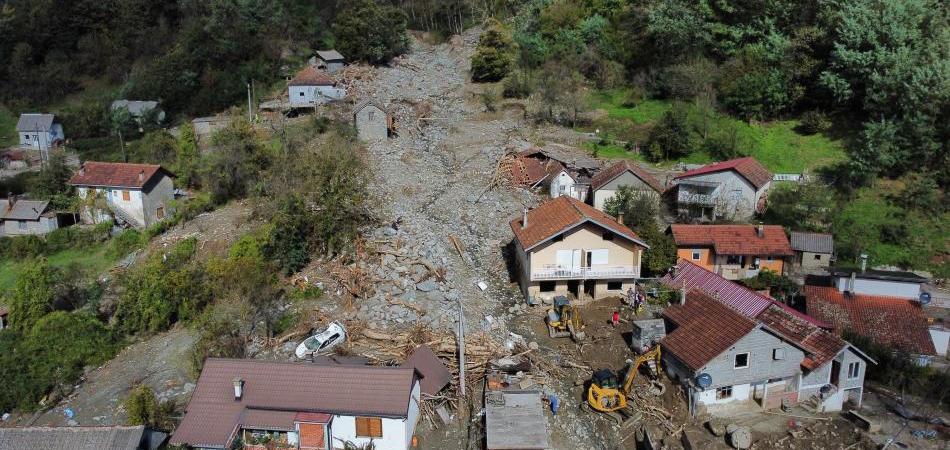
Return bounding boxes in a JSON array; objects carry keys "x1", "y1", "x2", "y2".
[
  {"x1": 289, "y1": 66, "x2": 346, "y2": 107},
  {"x1": 589, "y1": 160, "x2": 665, "y2": 211},
  {"x1": 68, "y1": 162, "x2": 175, "y2": 229},
  {"x1": 673, "y1": 157, "x2": 772, "y2": 221},
  {"x1": 16, "y1": 113, "x2": 64, "y2": 151}
]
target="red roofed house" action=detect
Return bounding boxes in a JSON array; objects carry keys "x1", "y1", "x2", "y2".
[
  {"x1": 660, "y1": 263, "x2": 874, "y2": 415},
  {"x1": 673, "y1": 156, "x2": 772, "y2": 221},
  {"x1": 68, "y1": 162, "x2": 175, "y2": 229},
  {"x1": 170, "y1": 358, "x2": 422, "y2": 450},
  {"x1": 670, "y1": 224, "x2": 793, "y2": 280},
  {"x1": 589, "y1": 160, "x2": 665, "y2": 211},
  {"x1": 289, "y1": 66, "x2": 346, "y2": 107},
  {"x1": 510, "y1": 196, "x2": 648, "y2": 303}
]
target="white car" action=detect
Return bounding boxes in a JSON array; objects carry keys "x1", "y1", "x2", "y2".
[{"x1": 295, "y1": 321, "x2": 348, "y2": 359}]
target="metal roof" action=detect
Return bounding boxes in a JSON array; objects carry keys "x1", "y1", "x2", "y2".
[
  {"x1": 1, "y1": 199, "x2": 51, "y2": 221},
  {"x1": 316, "y1": 50, "x2": 344, "y2": 61},
  {"x1": 789, "y1": 232, "x2": 834, "y2": 254},
  {"x1": 0, "y1": 426, "x2": 154, "y2": 450},
  {"x1": 16, "y1": 113, "x2": 55, "y2": 132}
]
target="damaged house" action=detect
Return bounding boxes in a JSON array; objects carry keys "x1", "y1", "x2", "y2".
[{"x1": 513, "y1": 144, "x2": 601, "y2": 202}]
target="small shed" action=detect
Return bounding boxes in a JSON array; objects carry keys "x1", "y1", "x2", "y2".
[
  {"x1": 311, "y1": 50, "x2": 345, "y2": 73},
  {"x1": 789, "y1": 231, "x2": 834, "y2": 271},
  {"x1": 630, "y1": 319, "x2": 666, "y2": 353},
  {"x1": 353, "y1": 99, "x2": 393, "y2": 142},
  {"x1": 485, "y1": 390, "x2": 549, "y2": 450}
]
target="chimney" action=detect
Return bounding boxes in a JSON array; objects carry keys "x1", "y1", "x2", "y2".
[
  {"x1": 755, "y1": 224, "x2": 764, "y2": 238},
  {"x1": 522, "y1": 208, "x2": 528, "y2": 229},
  {"x1": 616, "y1": 212, "x2": 624, "y2": 224},
  {"x1": 138, "y1": 170, "x2": 145, "y2": 183},
  {"x1": 679, "y1": 288, "x2": 687, "y2": 305},
  {"x1": 233, "y1": 377, "x2": 244, "y2": 400},
  {"x1": 859, "y1": 253, "x2": 868, "y2": 273}
]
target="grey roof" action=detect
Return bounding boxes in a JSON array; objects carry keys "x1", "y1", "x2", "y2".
[
  {"x1": 16, "y1": 114, "x2": 55, "y2": 132},
  {"x1": 111, "y1": 100, "x2": 160, "y2": 116},
  {"x1": 829, "y1": 268, "x2": 928, "y2": 283},
  {"x1": 485, "y1": 390, "x2": 549, "y2": 450},
  {"x1": 0, "y1": 426, "x2": 150, "y2": 450},
  {"x1": 1, "y1": 199, "x2": 51, "y2": 221},
  {"x1": 789, "y1": 232, "x2": 834, "y2": 254},
  {"x1": 354, "y1": 98, "x2": 388, "y2": 115},
  {"x1": 316, "y1": 50, "x2": 344, "y2": 62}
]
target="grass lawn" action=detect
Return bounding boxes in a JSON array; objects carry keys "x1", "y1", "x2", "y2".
[
  {"x1": 0, "y1": 105, "x2": 17, "y2": 148},
  {"x1": 586, "y1": 89, "x2": 847, "y2": 173},
  {"x1": 0, "y1": 244, "x2": 117, "y2": 292}
]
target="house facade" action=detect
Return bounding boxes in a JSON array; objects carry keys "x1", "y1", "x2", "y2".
[
  {"x1": 673, "y1": 157, "x2": 772, "y2": 221},
  {"x1": 354, "y1": 99, "x2": 392, "y2": 142},
  {"x1": 68, "y1": 162, "x2": 175, "y2": 229},
  {"x1": 289, "y1": 66, "x2": 346, "y2": 107},
  {"x1": 789, "y1": 232, "x2": 834, "y2": 271},
  {"x1": 547, "y1": 165, "x2": 588, "y2": 201},
  {"x1": 17, "y1": 113, "x2": 64, "y2": 150},
  {"x1": 170, "y1": 359, "x2": 422, "y2": 450},
  {"x1": 670, "y1": 224, "x2": 793, "y2": 280},
  {"x1": 510, "y1": 196, "x2": 648, "y2": 303},
  {"x1": 311, "y1": 50, "x2": 346, "y2": 73},
  {"x1": 0, "y1": 198, "x2": 59, "y2": 236},
  {"x1": 589, "y1": 160, "x2": 665, "y2": 211}
]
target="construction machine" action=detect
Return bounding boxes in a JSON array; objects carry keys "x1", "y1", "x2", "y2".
[
  {"x1": 586, "y1": 346, "x2": 663, "y2": 422},
  {"x1": 546, "y1": 296, "x2": 585, "y2": 341}
]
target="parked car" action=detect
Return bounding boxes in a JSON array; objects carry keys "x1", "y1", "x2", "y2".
[{"x1": 295, "y1": 321, "x2": 348, "y2": 359}]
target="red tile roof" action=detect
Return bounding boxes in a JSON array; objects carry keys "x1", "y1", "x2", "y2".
[
  {"x1": 289, "y1": 66, "x2": 334, "y2": 86},
  {"x1": 294, "y1": 412, "x2": 332, "y2": 424},
  {"x1": 508, "y1": 156, "x2": 548, "y2": 186},
  {"x1": 590, "y1": 160, "x2": 665, "y2": 193},
  {"x1": 170, "y1": 359, "x2": 418, "y2": 448},
  {"x1": 510, "y1": 196, "x2": 648, "y2": 251},
  {"x1": 662, "y1": 290, "x2": 759, "y2": 371},
  {"x1": 674, "y1": 156, "x2": 773, "y2": 189},
  {"x1": 68, "y1": 162, "x2": 171, "y2": 189},
  {"x1": 670, "y1": 224, "x2": 793, "y2": 256},
  {"x1": 805, "y1": 286, "x2": 936, "y2": 356}
]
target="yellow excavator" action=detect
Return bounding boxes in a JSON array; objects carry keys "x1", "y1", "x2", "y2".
[
  {"x1": 587, "y1": 346, "x2": 663, "y2": 422},
  {"x1": 545, "y1": 296, "x2": 585, "y2": 341}
]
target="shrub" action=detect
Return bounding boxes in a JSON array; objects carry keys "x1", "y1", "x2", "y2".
[
  {"x1": 124, "y1": 384, "x2": 176, "y2": 430},
  {"x1": 9, "y1": 235, "x2": 46, "y2": 259},
  {"x1": 798, "y1": 110, "x2": 831, "y2": 135},
  {"x1": 645, "y1": 104, "x2": 697, "y2": 161},
  {"x1": 6, "y1": 260, "x2": 58, "y2": 332},
  {"x1": 502, "y1": 71, "x2": 534, "y2": 98},
  {"x1": 108, "y1": 229, "x2": 144, "y2": 259},
  {"x1": 471, "y1": 20, "x2": 516, "y2": 82}
]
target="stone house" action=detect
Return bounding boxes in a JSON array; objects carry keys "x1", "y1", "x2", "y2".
[
  {"x1": 68, "y1": 162, "x2": 175, "y2": 229},
  {"x1": 311, "y1": 50, "x2": 346, "y2": 73},
  {"x1": 170, "y1": 358, "x2": 422, "y2": 450},
  {"x1": 789, "y1": 231, "x2": 834, "y2": 271},
  {"x1": 669, "y1": 224, "x2": 793, "y2": 280},
  {"x1": 673, "y1": 157, "x2": 772, "y2": 221},
  {"x1": 17, "y1": 113, "x2": 64, "y2": 151},
  {"x1": 510, "y1": 196, "x2": 648, "y2": 303},
  {"x1": 0, "y1": 197, "x2": 59, "y2": 236},
  {"x1": 661, "y1": 261, "x2": 874, "y2": 415},
  {"x1": 353, "y1": 99, "x2": 393, "y2": 141},
  {"x1": 289, "y1": 66, "x2": 346, "y2": 107},
  {"x1": 589, "y1": 160, "x2": 665, "y2": 211}
]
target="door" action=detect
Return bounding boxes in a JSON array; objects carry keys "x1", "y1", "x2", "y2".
[
  {"x1": 572, "y1": 250, "x2": 582, "y2": 271},
  {"x1": 830, "y1": 360, "x2": 840, "y2": 387}
]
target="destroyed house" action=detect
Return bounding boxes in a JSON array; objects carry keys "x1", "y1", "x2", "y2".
[
  {"x1": 517, "y1": 145, "x2": 600, "y2": 202},
  {"x1": 170, "y1": 359, "x2": 422, "y2": 450},
  {"x1": 510, "y1": 196, "x2": 648, "y2": 303}
]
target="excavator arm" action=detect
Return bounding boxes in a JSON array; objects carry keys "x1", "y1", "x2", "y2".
[{"x1": 622, "y1": 346, "x2": 661, "y2": 395}]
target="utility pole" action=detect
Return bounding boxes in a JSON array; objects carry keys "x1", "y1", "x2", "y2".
[
  {"x1": 247, "y1": 82, "x2": 253, "y2": 122},
  {"x1": 457, "y1": 297, "x2": 466, "y2": 397}
]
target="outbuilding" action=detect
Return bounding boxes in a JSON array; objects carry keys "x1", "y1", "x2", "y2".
[{"x1": 353, "y1": 99, "x2": 393, "y2": 141}]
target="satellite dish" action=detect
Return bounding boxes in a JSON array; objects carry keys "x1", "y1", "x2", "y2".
[
  {"x1": 919, "y1": 292, "x2": 932, "y2": 305},
  {"x1": 696, "y1": 373, "x2": 712, "y2": 389}
]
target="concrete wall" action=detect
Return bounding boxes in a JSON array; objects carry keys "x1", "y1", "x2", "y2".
[
  {"x1": 2, "y1": 216, "x2": 58, "y2": 235},
  {"x1": 696, "y1": 327, "x2": 804, "y2": 390},
  {"x1": 289, "y1": 86, "x2": 346, "y2": 107},
  {"x1": 834, "y1": 276, "x2": 921, "y2": 299},
  {"x1": 355, "y1": 105, "x2": 388, "y2": 141},
  {"x1": 76, "y1": 175, "x2": 174, "y2": 229},
  {"x1": 930, "y1": 328, "x2": 949, "y2": 357},
  {"x1": 592, "y1": 171, "x2": 659, "y2": 210},
  {"x1": 799, "y1": 251, "x2": 832, "y2": 271},
  {"x1": 326, "y1": 61, "x2": 344, "y2": 73},
  {"x1": 529, "y1": 223, "x2": 641, "y2": 271}
]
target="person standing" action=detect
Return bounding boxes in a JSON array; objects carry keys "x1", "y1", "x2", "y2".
[{"x1": 611, "y1": 310, "x2": 620, "y2": 327}]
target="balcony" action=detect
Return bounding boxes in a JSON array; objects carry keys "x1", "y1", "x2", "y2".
[
  {"x1": 531, "y1": 265, "x2": 638, "y2": 281},
  {"x1": 676, "y1": 180, "x2": 720, "y2": 206}
]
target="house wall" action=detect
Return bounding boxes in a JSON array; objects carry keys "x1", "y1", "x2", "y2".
[
  {"x1": 289, "y1": 86, "x2": 346, "y2": 107},
  {"x1": 355, "y1": 105, "x2": 388, "y2": 141},
  {"x1": 549, "y1": 171, "x2": 579, "y2": 200},
  {"x1": 676, "y1": 248, "x2": 715, "y2": 270},
  {"x1": 930, "y1": 328, "x2": 949, "y2": 357},
  {"x1": 2, "y1": 216, "x2": 58, "y2": 235},
  {"x1": 329, "y1": 381, "x2": 419, "y2": 450},
  {"x1": 326, "y1": 61, "x2": 344, "y2": 73},
  {"x1": 529, "y1": 223, "x2": 641, "y2": 271},
  {"x1": 834, "y1": 276, "x2": 921, "y2": 299},
  {"x1": 592, "y1": 171, "x2": 659, "y2": 210},
  {"x1": 77, "y1": 176, "x2": 174, "y2": 229},
  {"x1": 696, "y1": 327, "x2": 804, "y2": 391},
  {"x1": 677, "y1": 171, "x2": 762, "y2": 221},
  {"x1": 140, "y1": 175, "x2": 175, "y2": 227},
  {"x1": 695, "y1": 383, "x2": 752, "y2": 406},
  {"x1": 799, "y1": 251, "x2": 832, "y2": 271}
]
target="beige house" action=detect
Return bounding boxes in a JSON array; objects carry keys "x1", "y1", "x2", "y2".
[{"x1": 510, "y1": 196, "x2": 648, "y2": 303}]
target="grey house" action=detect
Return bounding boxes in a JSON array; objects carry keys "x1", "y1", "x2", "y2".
[
  {"x1": 673, "y1": 156, "x2": 772, "y2": 221},
  {"x1": 111, "y1": 100, "x2": 166, "y2": 124},
  {"x1": 311, "y1": 49, "x2": 346, "y2": 73},
  {"x1": 354, "y1": 99, "x2": 392, "y2": 142},
  {"x1": 789, "y1": 231, "x2": 834, "y2": 271},
  {"x1": 16, "y1": 113, "x2": 64, "y2": 150},
  {"x1": 0, "y1": 198, "x2": 59, "y2": 236}
]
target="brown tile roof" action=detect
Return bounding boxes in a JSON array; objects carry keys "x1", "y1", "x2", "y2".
[
  {"x1": 68, "y1": 162, "x2": 172, "y2": 189},
  {"x1": 670, "y1": 224, "x2": 793, "y2": 256},
  {"x1": 170, "y1": 358, "x2": 418, "y2": 448},
  {"x1": 241, "y1": 409, "x2": 297, "y2": 431},
  {"x1": 674, "y1": 156, "x2": 773, "y2": 189},
  {"x1": 510, "y1": 196, "x2": 648, "y2": 251},
  {"x1": 289, "y1": 66, "x2": 334, "y2": 86},
  {"x1": 805, "y1": 286, "x2": 936, "y2": 356},
  {"x1": 508, "y1": 156, "x2": 549, "y2": 186},
  {"x1": 403, "y1": 345, "x2": 451, "y2": 396},
  {"x1": 757, "y1": 304, "x2": 847, "y2": 370},
  {"x1": 590, "y1": 160, "x2": 664, "y2": 193},
  {"x1": 661, "y1": 290, "x2": 758, "y2": 371}
]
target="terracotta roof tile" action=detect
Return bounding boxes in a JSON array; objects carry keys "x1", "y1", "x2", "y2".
[
  {"x1": 289, "y1": 66, "x2": 334, "y2": 86},
  {"x1": 670, "y1": 224, "x2": 793, "y2": 256},
  {"x1": 510, "y1": 197, "x2": 648, "y2": 250},
  {"x1": 507, "y1": 156, "x2": 548, "y2": 186},
  {"x1": 757, "y1": 304, "x2": 846, "y2": 370},
  {"x1": 805, "y1": 286, "x2": 936, "y2": 356},
  {"x1": 590, "y1": 160, "x2": 665, "y2": 193},
  {"x1": 661, "y1": 290, "x2": 758, "y2": 371},
  {"x1": 674, "y1": 157, "x2": 773, "y2": 189},
  {"x1": 68, "y1": 162, "x2": 171, "y2": 189}
]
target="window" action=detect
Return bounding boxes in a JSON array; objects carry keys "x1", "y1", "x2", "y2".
[
  {"x1": 814, "y1": 254, "x2": 822, "y2": 260},
  {"x1": 734, "y1": 353, "x2": 749, "y2": 369},
  {"x1": 847, "y1": 362, "x2": 860, "y2": 379},
  {"x1": 539, "y1": 281, "x2": 556, "y2": 293},
  {"x1": 607, "y1": 281, "x2": 623, "y2": 291},
  {"x1": 691, "y1": 251, "x2": 701, "y2": 261},
  {"x1": 726, "y1": 255, "x2": 741, "y2": 265},
  {"x1": 18, "y1": 221, "x2": 27, "y2": 231},
  {"x1": 355, "y1": 417, "x2": 383, "y2": 438},
  {"x1": 368, "y1": 111, "x2": 375, "y2": 120},
  {"x1": 299, "y1": 91, "x2": 305, "y2": 96},
  {"x1": 122, "y1": 191, "x2": 131, "y2": 201},
  {"x1": 773, "y1": 348, "x2": 785, "y2": 360},
  {"x1": 716, "y1": 386, "x2": 733, "y2": 400},
  {"x1": 589, "y1": 249, "x2": 608, "y2": 265},
  {"x1": 602, "y1": 232, "x2": 614, "y2": 241}
]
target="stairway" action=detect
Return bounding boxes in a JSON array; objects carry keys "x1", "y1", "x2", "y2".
[{"x1": 108, "y1": 203, "x2": 143, "y2": 228}]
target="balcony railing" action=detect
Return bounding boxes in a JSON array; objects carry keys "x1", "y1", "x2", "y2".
[{"x1": 531, "y1": 265, "x2": 638, "y2": 280}]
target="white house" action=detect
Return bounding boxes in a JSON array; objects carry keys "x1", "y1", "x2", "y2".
[
  {"x1": 0, "y1": 197, "x2": 59, "y2": 236},
  {"x1": 673, "y1": 157, "x2": 772, "y2": 221},
  {"x1": 289, "y1": 66, "x2": 346, "y2": 107},
  {"x1": 68, "y1": 162, "x2": 174, "y2": 229},
  {"x1": 170, "y1": 359, "x2": 422, "y2": 450},
  {"x1": 16, "y1": 113, "x2": 64, "y2": 150}
]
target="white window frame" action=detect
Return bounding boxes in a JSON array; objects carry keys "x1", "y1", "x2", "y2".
[
  {"x1": 847, "y1": 362, "x2": 860, "y2": 379},
  {"x1": 589, "y1": 249, "x2": 609, "y2": 266},
  {"x1": 773, "y1": 348, "x2": 785, "y2": 360},
  {"x1": 716, "y1": 386, "x2": 733, "y2": 399},
  {"x1": 691, "y1": 250, "x2": 701, "y2": 261},
  {"x1": 734, "y1": 352, "x2": 750, "y2": 369}
]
